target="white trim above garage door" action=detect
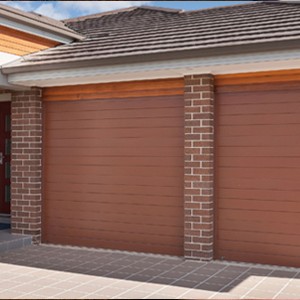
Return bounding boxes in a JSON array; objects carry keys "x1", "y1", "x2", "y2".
[{"x1": 7, "y1": 49, "x2": 300, "y2": 87}]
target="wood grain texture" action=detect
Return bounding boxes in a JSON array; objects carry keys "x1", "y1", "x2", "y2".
[
  {"x1": 43, "y1": 89, "x2": 184, "y2": 256},
  {"x1": 215, "y1": 81, "x2": 300, "y2": 267},
  {"x1": 43, "y1": 78, "x2": 184, "y2": 101},
  {"x1": 215, "y1": 69, "x2": 300, "y2": 87},
  {"x1": 0, "y1": 25, "x2": 59, "y2": 55}
]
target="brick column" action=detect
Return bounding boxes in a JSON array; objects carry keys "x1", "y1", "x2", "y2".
[
  {"x1": 184, "y1": 74, "x2": 214, "y2": 260},
  {"x1": 11, "y1": 88, "x2": 42, "y2": 243}
]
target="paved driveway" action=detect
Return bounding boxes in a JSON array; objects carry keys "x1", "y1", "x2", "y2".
[{"x1": 0, "y1": 245, "x2": 299, "y2": 299}]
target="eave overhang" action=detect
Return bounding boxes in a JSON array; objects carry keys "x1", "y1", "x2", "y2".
[{"x1": 4, "y1": 40, "x2": 300, "y2": 87}]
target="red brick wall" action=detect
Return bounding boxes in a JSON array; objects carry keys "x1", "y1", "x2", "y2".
[
  {"x1": 184, "y1": 74, "x2": 214, "y2": 260},
  {"x1": 11, "y1": 88, "x2": 42, "y2": 243}
]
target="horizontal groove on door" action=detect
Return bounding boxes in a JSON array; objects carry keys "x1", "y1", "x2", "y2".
[
  {"x1": 216, "y1": 80, "x2": 300, "y2": 267},
  {"x1": 43, "y1": 81, "x2": 184, "y2": 256}
]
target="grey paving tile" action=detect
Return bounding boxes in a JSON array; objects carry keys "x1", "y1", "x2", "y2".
[
  {"x1": 12, "y1": 283, "x2": 43, "y2": 293},
  {"x1": 105, "y1": 271, "x2": 131, "y2": 279},
  {"x1": 17, "y1": 293, "x2": 46, "y2": 299},
  {"x1": 149, "y1": 276, "x2": 176, "y2": 285},
  {"x1": 131, "y1": 260, "x2": 160, "y2": 269},
  {"x1": 131, "y1": 282, "x2": 167, "y2": 293},
  {"x1": 89, "y1": 286, "x2": 127, "y2": 298},
  {"x1": 256, "y1": 280, "x2": 290, "y2": 293},
  {"x1": 159, "y1": 270, "x2": 187, "y2": 279},
  {"x1": 177, "y1": 288, "x2": 216, "y2": 299},
  {"x1": 141, "y1": 256, "x2": 166, "y2": 263},
  {"x1": 137, "y1": 268, "x2": 165, "y2": 277},
  {"x1": 30, "y1": 276, "x2": 60, "y2": 287},
  {"x1": 275, "y1": 292, "x2": 300, "y2": 299},
  {"x1": 0, "y1": 290, "x2": 26, "y2": 299},
  {"x1": 144, "y1": 293, "x2": 177, "y2": 299},
  {"x1": 244, "y1": 289, "x2": 278, "y2": 299},
  {"x1": 158, "y1": 285, "x2": 190, "y2": 297},
  {"x1": 171, "y1": 279, "x2": 199, "y2": 288},
  {"x1": 53, "y1": 290, "x2": 88, "y2": 299},
  {"x1": 71, "y1": 282, "x2": 107, "y2": 293},
  {"x1": 211, "y1": 292, "x2": 242, "y2": 299},
  {"x1": 29, "y1": 286, "x2": 65, "y2": 297},
  {"x1": 126, "y1": 273, "x2": 154, "y2": 282},
  {"x1": 271, "y1": 270, "x2": 298, "y2": 278},
  {"x1": 195, "y1": 281, "x2": 225, "y2": 292},
  {"x1": 205, "y1": 276, "x2": 236, "y2": 286},
  {"x1": 115, "y1": 290, "x2": 150, "y2": 299},
  {"x1": 180, "y1": 272, "x2": 207, "y2": 282},
  {"x1": 111, "y1": 279, "x2": 142, "y2": 289},
  {"x1": 11, "y1": 274, "x2": 39, "y2": 284},
  {"x1": 281, "y1": 282, "x2": 300, "y2": 294}
]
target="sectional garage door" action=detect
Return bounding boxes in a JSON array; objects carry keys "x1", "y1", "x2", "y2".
[
  {"x1": 216, "y1": 79, "x2": 300, "y2": 267},
  {"x1": 42, "y1": 78, "x2": 184, "y2": 256}
]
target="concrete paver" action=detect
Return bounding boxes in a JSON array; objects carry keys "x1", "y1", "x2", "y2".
[{"x1": 0, "y1": 245, "x2": 299, "y2": 299}]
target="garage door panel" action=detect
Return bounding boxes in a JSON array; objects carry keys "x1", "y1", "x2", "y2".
[
  {"x1": 219, "y1": 135, "x2": 300, "y2": 147},
  {"x1": 46, "y1": 209, "x2": 181, "y2": 229},
  {"x1": 47, "y1": 117, "x2": 183, "y2": 130},
  {"x1": 46, "y1": 106, "x2": 183, "y2": 121},
  {"x1": 46, "y1": 127, "x2": 183, "y2": 139},
  {"x1": 219, "y1": 230, "x2": 300, "y2": 248},
  {"x1": 45, "y1": 218, "x2": 183, "y2": 238},
  {"x1": 216, "y1": 81, "x2": 300, "y2": 267},
  {"x1": 220, "y1": 219, "x2": 300, "y2": 236},
  {"x1": 45, "y1": 182, "x2": 182, "y2": 197},
  {"x1": 219, "y1": 157, "x2": 300, "y2": 169},
  {"x1": 43, "y1": 83, "x2": 184, "y2": 256},
  {"x1": 46, "y1": 223, "x2": 181, "y2": 247},
  {"x1": 218, "y1": 167, "x2": 300, "y2": 180},
  {"x1": 219, "y1": 177, "x2": 300, "y2": 191},
  {"x1": 46, "y1": 200, "x2": 183, "y2": 218},
  {"x1": 46, "y1": 234, "x2": 182, "y2": 256},
  {"x1": 219, "y1": 101, "x2": 300, "y2": 115},
  {"x1": 46, "y1": 173, "x2": 183, "y2": 187},
  {"x1": 47, "y1": 191, "x2": 182, "y2": 207},
  {"x1": 219, "y1": 198, "x2": 300, "y2": 213},
  {"x1": 219, "y1": 209, "x2": 300, "y2": 225},
  {"x1": 45, "y1": 146, "x2": 183, "y2": 157},
  {"x1": 46, "y1": 165, "x2": 182, "y2": 178},
  {"x1": 47, "y1": 137, "x2": 183, "y2": 148},
  {"x1": 47, "y1": 156, "x2": 182, "y2": 167},
  {"x1": 219, "y1": 188, "x2": 300, "y2": 203},
  {"x1": 218, "y1": 240, "x2": 300, "y2": 259},
  {"x1": 217, "y1": 91, "x2": 300, "y2": 106},
  {"x1": 218, "y1": 125, "x2": 300, "y2": 137},
  {"x1": 45, "y1": 95, "x2": 183, "y2": 111},
  {"x1": 219, "y1": 113, "x2": 300, "y2": 126}
]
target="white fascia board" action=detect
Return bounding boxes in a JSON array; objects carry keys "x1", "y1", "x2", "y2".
[
  {"x1": 0, "y1": 52, "x2": 22, "y2": 89},
  {"x1": 8, "y1": 49, "x2": 300, "y2": 87},
  {"x1": 0, "y1": 17, "x2": 73, "y2": 44},
  {"x1": 0, "y1": 52, "x2": 20, "y2": 65},
  {"x1": 0, "y1": 72, "x2": 28, "y2": 90}
]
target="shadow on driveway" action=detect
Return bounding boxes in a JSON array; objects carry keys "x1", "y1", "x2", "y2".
[{"x1": 0, "y1": 245, "x2": 299, "y2": 299}]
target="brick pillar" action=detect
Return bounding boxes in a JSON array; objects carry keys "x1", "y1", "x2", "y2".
[
  {"x1": 184, "y1": 74, "x2": 214, "y2": 260},
  {"x1": 11, "y1": 88, "x2": 42, "y2": 243}
]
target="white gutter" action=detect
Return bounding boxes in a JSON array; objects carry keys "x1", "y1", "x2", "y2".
[
  {"x1": 0, "y1": 52, "x2": 26, "y2": 89},
  {"x1": 7, "y1": 49, "x2": 300, "y2": 87}
]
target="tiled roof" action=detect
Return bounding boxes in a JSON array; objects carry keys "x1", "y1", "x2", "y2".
[
  {"x1": 4, "y1": 2, "x2": 300, "y2": 70},
  {"x1": 0, "y1": 3, "x2": 83, "y2": 40}
]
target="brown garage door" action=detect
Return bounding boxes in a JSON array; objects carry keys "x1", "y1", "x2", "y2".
[
  {"x1": 42, "y1": 78, "x2": 184, "y2": 256},
  {"x1": 216, "y1": 78, "x2": 300, "y2": 267}
]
